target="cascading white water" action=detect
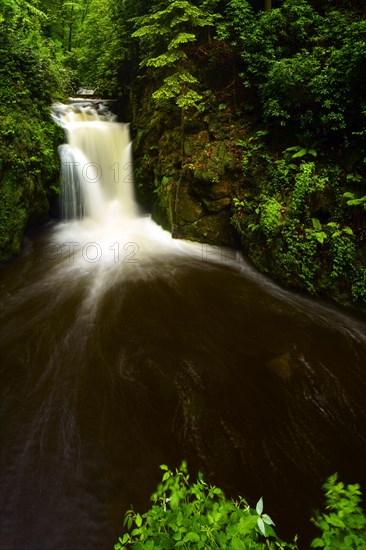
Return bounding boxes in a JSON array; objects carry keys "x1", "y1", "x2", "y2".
[
  {"x1": 55, "y1": 103, "x2": 136, "y2": 223},
  {"x1": 50, "y1": 102, "x2": 217, "y2": 289}
]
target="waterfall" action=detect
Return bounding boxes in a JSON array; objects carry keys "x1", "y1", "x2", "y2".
[
  {"x1": 54, "y1": 103, "x2": 136, "y2": 223},
  {"x1": 50, "y1": 101, "x2": 210, "y2": 278}
]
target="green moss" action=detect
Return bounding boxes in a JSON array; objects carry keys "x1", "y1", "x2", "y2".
[
  {"x1": 0, "y1": 116, "x2": 62, "y2": 261},
  {"x1": 0, "y1": 4, "x2": 70, "y2": 262}
]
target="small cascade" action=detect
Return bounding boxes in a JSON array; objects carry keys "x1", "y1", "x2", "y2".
[{"x1": 53, "y1": 102, "x2": 137, "y2": 224}]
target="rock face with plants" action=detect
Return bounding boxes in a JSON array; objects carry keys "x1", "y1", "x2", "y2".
[
  {"x1": 134, "y1": 108, "x2": 245, "y2": 247},
  {"x1": 129, "y1": 0, "x2": 240, "y2": 246},
  {"x1": 125, "y1": 0, "x2": 366, "y2": 308}
]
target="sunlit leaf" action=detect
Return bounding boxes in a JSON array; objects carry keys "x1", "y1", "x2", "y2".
[
  {"x1": 257, "y1": 517, "x2": 266, "y2": 536},
  {"x1": 256, "y1": 497, "x2": 263, "y2": 515}
]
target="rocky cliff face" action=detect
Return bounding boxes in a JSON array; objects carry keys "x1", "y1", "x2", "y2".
[{"x1": 133, "y1": 107, "x2": 249, "y2": 248}]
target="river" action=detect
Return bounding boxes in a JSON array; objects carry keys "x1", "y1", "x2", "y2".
[{"x1": 1, "y1": 103, "x2": 365, "y2": 549}]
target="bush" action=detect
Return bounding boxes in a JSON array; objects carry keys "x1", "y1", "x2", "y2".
[
  {"x1": 0, "y1": 0, "x2": 69, "y2": 260},
  {"x1": 115, "y1": 465, "x2": 366, "y2": 548},
  {"x1": 311, "y1": 474, "x2": 366, "y2": 549},
  {"x1": 114, "y1": 462, "x2": 296, "y2": 549}
]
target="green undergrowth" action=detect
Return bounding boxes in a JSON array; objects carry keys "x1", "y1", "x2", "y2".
[
  {"x1": 231, "y1": 136, "x2": 366, "y2": 307},
  {"x1": 0, "y1": 0, "x2": 70, "y2": 261},
  {"x1": 114, "y1": 464, "x2": 366, "y2": 549}
]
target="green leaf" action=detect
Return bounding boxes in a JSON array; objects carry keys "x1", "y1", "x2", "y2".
[
  {"x1": 238, "y1": 515, "x2": 257, "y2": 534},
  {"x1": 135, "y1": 514, "x2": 142, "y2": 527},
  {"x1": 292, "y1": 148, "x2": 308, "y2": 158},
  {"x1": 314, "y1": 232, "x2": 327, "y2": 244},
  {"x1": 170, "y1": 493, "x2": 180, "y2": 511},
  {"x1": 312, "y1": 218, "x2": 322, "y2": 231},
  {"x1": 257, "y1": 517, "x2": 266, "y2": 536},
  {"x1": 231, "y1": 537, "x2": 244, "y2": 550},
  {"x1": 146, "y1": 51, "x2": 184, "y2": 67},
  {"x1": 262, "y1": 513, "x2": 275, "y2": 526},
  {"x1": 256, "y1": 497, "x2": 263, "y2": 515},
  {"x1": 327, "y1": 515, "x2": 345, "y2": 528},
  {"x1": 311, "y1": 537, "x2": 325, "y2": 548},
  {"x1": 168, "y1": 32, "x2": 196, "y2": 50},
  {"x1": 183, "y1": 532, "x2": 200, "y2": 543},
  {"x1": 346, "y1": 197, "x2": 366, "y2": 208}
]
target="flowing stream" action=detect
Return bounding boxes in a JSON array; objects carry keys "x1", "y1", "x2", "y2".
[{"x1": 1, "y1": 103, "x2": 366, "y2": 549}]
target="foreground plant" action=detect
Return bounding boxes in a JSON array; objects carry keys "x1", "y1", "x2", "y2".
[
  {"x1": 311, "y1": 474, "x2": 366, "y2": 549},
  {"x1": 114, "y1": 461, "x2": 296, "y2": 549},
  {"x1": 115, "y1": 464, "x2": 366, "y2": 549}
]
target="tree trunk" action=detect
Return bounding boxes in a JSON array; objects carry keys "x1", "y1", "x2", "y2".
[
  {"x1": 68, "y1": 5, "x2": 74, "y2": 52},
  {"x1": 264, "y1": 0, "x2": 272, "y2": 11}
]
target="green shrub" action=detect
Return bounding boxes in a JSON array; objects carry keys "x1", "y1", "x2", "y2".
[
  {"x1": 311, "y1": 474, "x2": 366, "y2": 549},
  {"x1": 0, "y1": 1, "x2": 69, "y2": 260},
  {"x1": 115, "y1": 466, "x2": 366, "y2": 549},
  {"x1": 114, "y1": 462, "x2": 296, "y2": 549}
]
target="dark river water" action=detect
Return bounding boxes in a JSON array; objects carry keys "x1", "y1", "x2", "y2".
[{"x1": 1, "y1": 220, "x2": 366, "y2": 549}]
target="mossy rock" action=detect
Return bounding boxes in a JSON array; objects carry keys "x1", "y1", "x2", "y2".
[
  {"x1": 201, "y1": 196, "x2": 231, "y2": 213},
  {"x1": 177, "y1": 208, "x2": 236, "y2": 247},
  {"x1": 176, "y1": 186, "x2": 205, "y2": 224},
  {"x1": 0, "y1": 170, "x2": 54, "y2": 261}
]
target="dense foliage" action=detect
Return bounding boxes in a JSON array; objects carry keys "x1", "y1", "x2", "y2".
[
  {"x1": 231, "y1": 141, "x2": 366, "y2": 303},
  {"x1": 311, "y1": 474, "x2": 366, "y2": 550},
  {"x1": 114, "y1": 464, "x2": 366, "y2": 549},
  {"x1": 223, "y1": 0, "x2": 366, "y2": 304},
  {"x1": 222, "y1": 0, "x2": 366, "y2": 142},
  {"x1": 129, "y1": 1, "x2": 218, "y2": 112},
  {"x1": 0, "y1": 0, "x2": 70, "y2": 260}
]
